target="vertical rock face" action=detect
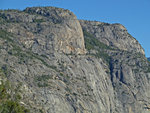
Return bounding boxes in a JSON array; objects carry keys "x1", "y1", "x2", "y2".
[
  {"x1": 24, "y1": 7, "x2": 86, "y2": 54},
  {"x1": 0, "y1": 7, "x2": 150, "y2": 113},
  {"x1": 0, "y1": 7, "x2": 86, "y2": 55},
  {"x1": 80, "y1": 20, "x2": 145, "y2": 55}
]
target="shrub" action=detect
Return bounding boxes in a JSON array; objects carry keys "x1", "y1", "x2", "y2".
[
  {"x1": 35, "y1": 74, "x2": 51, "y2": 82},
  {"x1": 0, "y1": 29, "x2": 13, "y2": 42},
  {"x1": 146, "y1": 67, "x2": 150, "y2": 73},
  {"x1": 83, "y1": 30, "x2": 112, "y2": 50},
  {"x1": 83, "y1": 30, "x2": 111, "y2": 64},
  {"x1": 0, "y1": 100, "x2": 29, "y2": 113},
  {"x1": 0, "y1": 71, "x2": 29, "y2": 113},
  {"x1": 35, "y1": 74, "x2": 52, "y2": 87},
  {"x1": 33, "y1": 19, "x2": 45, "y2": 23}
]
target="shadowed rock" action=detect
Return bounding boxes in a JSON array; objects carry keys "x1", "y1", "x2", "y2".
[{"x1": 0, "y1": 7, "x2": 150, "y2": 113}]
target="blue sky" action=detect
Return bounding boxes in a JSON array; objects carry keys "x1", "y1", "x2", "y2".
[{"x1": 0, "y1": 0, "x2": 150, "y2": 57}]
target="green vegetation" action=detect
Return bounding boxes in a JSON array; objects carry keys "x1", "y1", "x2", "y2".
[
  {"x1": 0, "y1": 17, "x2": 7, "y2": 24},
  {"x1": 24, "y1": 9, "x2": 37, "y2": 15},
  {"x1": 0, "y1": 29, "x2": 56, "y2": 70},
  {"x1": 146, "y1": 67, "x2": 150, "y2": 73},
  {"x1": 37, "y1": 82, "x2": 49, "y2": 87},
  {"x1": 0, "y1": 29, "x2": 13, "y2": 42},
  {"x1": 83, "y1": 30, "x2": 111, "y2": 63},
  {"x1": 83, "y1": 29, "x2": 111, "y2": 51},
  {"x1": 0, "y1": 10, "x2": 23, "y2": 23},
  {"x1": 133, "y1": 69, "x2": 139, "y2": 73},
  {"x1": 8, "y1": 44, "x2": 56, "y2": 70},
  {"x1": 35, "y1": 74, "x2": 51, "y2": 87},
  {"x1": 94, "y1": 51, "x2": 111, "y2": 63},
  {"x1": 0, "y1": 70, "x2": 29, "y2": 113},
  {"x1": 0, "y1": 16, "x2": 19, "y2": 23},
  {"x1": 33, "y1": 19, "x2": 45, "y2": 23},
  {"x1": 35, "y1": 74, "x2": 52, "y2": 82},
  {"x1": 1, "y1": 65, "x2": 9, "y2": 77},
  {"x1": 40, "y1": 54, "x2": 48, "y2": 59},
  {"x1": 83, "y1": 30, "x2": 112, "y2": 50}
]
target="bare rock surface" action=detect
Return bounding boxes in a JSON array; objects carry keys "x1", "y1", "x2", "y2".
[
  {"x1": 79, "y1": 20, "x2": 145, "y2": 55},
  {"x1": 0, "y1": 7, "x2": 150, "y2": 113}
]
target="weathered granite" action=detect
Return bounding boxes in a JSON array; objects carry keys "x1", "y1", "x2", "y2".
[
  {"x1": 0, "y1": 7, "x2": 150, "y2": 113},
  {"x1": 79, "y1": 20, "x2": 145, "y2": 55}
]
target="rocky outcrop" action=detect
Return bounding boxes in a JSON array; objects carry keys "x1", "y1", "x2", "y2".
[
  {"x1": 0, "y1": 7, "x2": 86, "y2": 55},
  {"x1": 79, "y1": 20, "x2": 145, "y2": 55},
  {"x1": 0, "y1": 7, "x2": 150, "y2": 113}
]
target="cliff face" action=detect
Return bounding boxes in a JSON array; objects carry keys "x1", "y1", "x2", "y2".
[
  {"x1": 0, "y1": 7, "x2": 85, "y2": 55},
  {"x1": 0, "y1": 7, "x2": 150, "y2": 113},
  {"x1": 79, "y1": 20, "x2": 145, "y2": 55}
]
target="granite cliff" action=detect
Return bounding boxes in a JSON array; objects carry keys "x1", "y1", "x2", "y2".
[{"x1": 0, "y1": 7, "x2": 150, "y2": 113}]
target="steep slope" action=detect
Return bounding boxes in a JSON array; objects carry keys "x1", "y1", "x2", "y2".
[
  {"x1": 0, "y1": 7, "x2": 150, "y2": 113},
  {"x1": 0, "y1": 70, "x2": 29, "y2": 113},
  {"x1": 0, "y1": 7, "x2": 85, "y2": 55},
  {"x1": 80, "y1": 20, "x2": 145, "y2": 55}
]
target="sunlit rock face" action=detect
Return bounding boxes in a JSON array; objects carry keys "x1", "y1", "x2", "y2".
[
  {"x1": 0, "y1": 7, "x2": 150, "y2": 113},
  {"x1": 80, "y1": 20, "x2": 145, "y2": 55},
  {"x1": 0, "y1": 7, "x2": 86, "y2": 55}
]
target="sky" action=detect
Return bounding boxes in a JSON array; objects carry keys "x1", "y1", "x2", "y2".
[{"x1": 0, "y1": 0, "x2": 150, "y2": 57}]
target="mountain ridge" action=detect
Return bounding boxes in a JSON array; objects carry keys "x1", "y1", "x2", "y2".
[{"x1": 0, "y1": 6, "x2": 150, "y2": 113}]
